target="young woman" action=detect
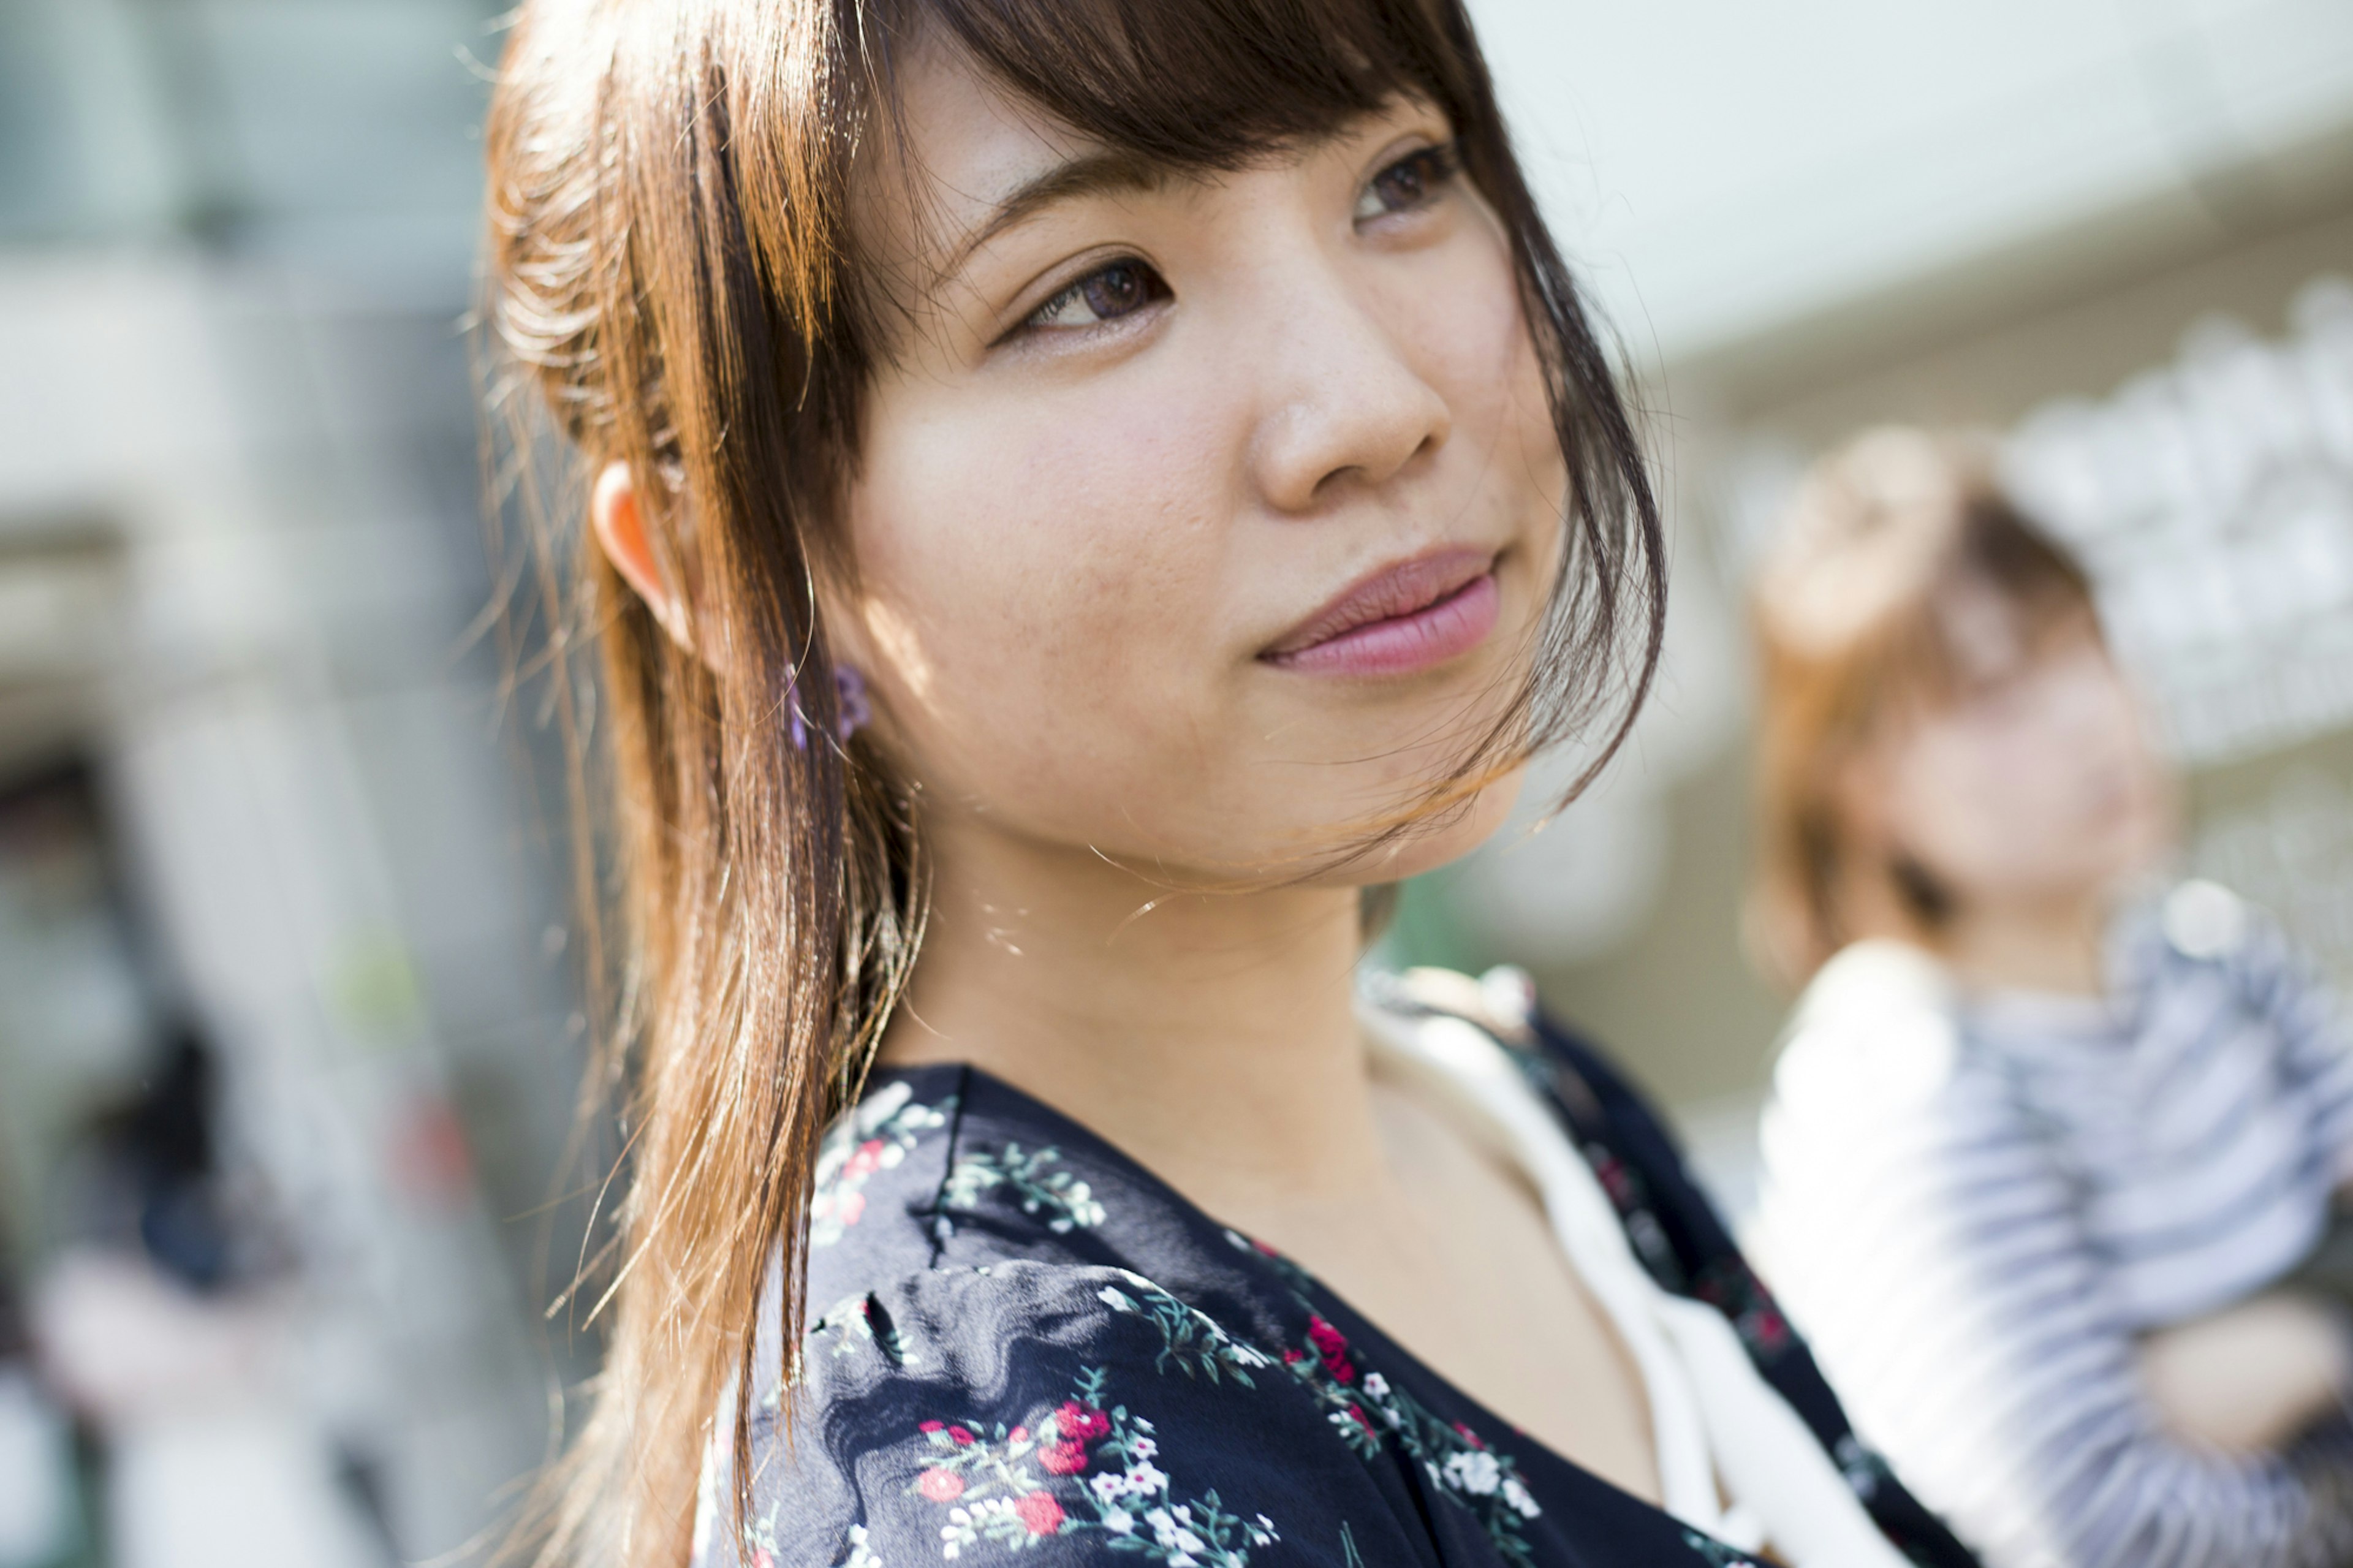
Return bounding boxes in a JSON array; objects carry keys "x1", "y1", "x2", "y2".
[
  {"x1": 482, "y1": 4, "x2": 1978, "y2": 1566},
  {"x1": 1751, "y1": 428, "x2": 2353, "y2": 1568}
]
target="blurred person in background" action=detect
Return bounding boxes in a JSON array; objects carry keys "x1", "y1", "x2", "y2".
[
  {"x1": 31, "y1": 1025, "x2": 388, "y2": 1568},
  {"x1": 480, "y1": 2, "x2": 1981, "y2": 1566},
  {"x1": 1751, "y1": 427, "x2": 2353, "y2": 1568}
]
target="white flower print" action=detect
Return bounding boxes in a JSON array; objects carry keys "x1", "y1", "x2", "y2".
[
  {"x1": 1146, "y1": 1506, "x2": 1210, "y2": 1559},
  {"x1": 1501, "y1": 1477, "x2": 1541, "y2": 1520},
  {"x1": 839, "y1": 1523, "x2": 885, "y2": 1568},
  {"x1": 1444, "y1": 1450, "x2": 1502, "y2": 1496}
]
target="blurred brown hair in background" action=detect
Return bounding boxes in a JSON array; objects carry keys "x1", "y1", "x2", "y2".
[{"x1": 1746, "y1": 428, "x2": 2098, "y2": 989}]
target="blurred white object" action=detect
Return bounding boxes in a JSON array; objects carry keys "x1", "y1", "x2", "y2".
[
  {"x1": 0, "y1": 1367, "x2": 74, "y2": 1568},
  {"x1": 33, "y1": 1251, "x2": 382, "y2": 1568},
  {"x1": 2162, "y1": 879, "x2": 2251, "y2": 960},
  {"x1": 108, "y1": 1413, "x2": 382, "y2": 1568}
]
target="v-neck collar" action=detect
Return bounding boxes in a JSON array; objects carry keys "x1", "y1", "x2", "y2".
[{"x1": 834, "y1": 1050, "x2": 1672, "y2": 1521}]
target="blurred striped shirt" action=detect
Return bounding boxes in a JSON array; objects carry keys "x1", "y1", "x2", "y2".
[{"x1": 1757, "y1": 885, "x2": 2353, "y2": 1568}]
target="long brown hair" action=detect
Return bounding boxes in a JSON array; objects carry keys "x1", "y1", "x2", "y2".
[
  {"x1": 1747, "y1": 428, "x2": 2097, "y2": 990},
  {"x1": 480, "y1": 0, "x2": 1665, "y2": 1560}
]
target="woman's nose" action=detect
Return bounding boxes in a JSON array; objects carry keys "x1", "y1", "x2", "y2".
[{"x1": 1244, "y1": 265, "x2": 1453, "y2": 516}]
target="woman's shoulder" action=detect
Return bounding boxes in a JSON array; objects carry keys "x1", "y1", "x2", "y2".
[{"x1": 1770, "y1": 941, "x2": 1972, "y2": 1119}]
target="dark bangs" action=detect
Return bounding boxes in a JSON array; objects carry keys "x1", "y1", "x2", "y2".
[{"x1": 914, "y1": 0, "x2": 1471, "y2": 167}]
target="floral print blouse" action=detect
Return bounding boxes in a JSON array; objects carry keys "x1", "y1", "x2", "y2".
[{"x1": 692, "y1": 987, "x2": 1979, "y2": 1568}]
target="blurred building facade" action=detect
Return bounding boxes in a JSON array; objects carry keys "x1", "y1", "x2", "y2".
[{"x1": 0, "y1": 4, "x2": 595, "y2": 1564}]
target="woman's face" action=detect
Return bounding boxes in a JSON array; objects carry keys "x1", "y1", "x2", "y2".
[
  {"x1": 830, "y1": 45, "x2": 1564, "y2": 885},
  {"x1": 1868, "y1": 597, "x2": 2171, "y2": 918}
]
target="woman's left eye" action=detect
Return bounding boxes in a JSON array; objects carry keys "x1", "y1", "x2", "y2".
[
  {"x1": 1354, "y1": 143, "x2": 1462, "y2": 224},
  {"x1": 1024, "y1": 259, "x2": 1171, "y2": 331}
]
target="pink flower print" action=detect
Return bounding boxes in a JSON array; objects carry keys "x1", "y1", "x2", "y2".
[
  {"x1": 834, "y1": 1190, "x2": 867, "y2": 1227},
  {"x1": 752, "y1": 1553, "x2": 775, "y2": 1568},
  {"x1": 1282, "y1": 1348, "x2": 1305, "y2": 1366},
  {"x1": 1039, "y1": 1440, "x2": 1088, "y2": 1475},
  {"x1": 1453, "y1": 1422, "x2": 1487, "y2": 1450},
  {"x1": 917, "y1": 1468, "x2": 965, "y2": 1502},
  {"x1": 1014, "y1": 1491, "x2": 1066, "y2": 1537},
  {"x1": 919, "y1": 1420, "x2": 944, "y2": 1433},
  {"x1": 1308, "y1": 1316, "x2": 1356, "y2": 1384},
  {"x1": 1345, "y1": 1404, "x2": 1373, "y2": 1434},
  {"x1": 1009, "y1": 1425, "x2": 1029, "y2": 1442},
  {"x1": 1252, "y1": 1237, "x2": 1281, "y2": 1256},
  {"x1": 843, "y1": 1139, "x2": 886, "y2": 1180},
  {"x1": 948, "y1": 1425, "x2": 975, "y2": 1445},
  {"x1": 1055, "y1": 1401, "x2": 1112, "y2": 1443}
]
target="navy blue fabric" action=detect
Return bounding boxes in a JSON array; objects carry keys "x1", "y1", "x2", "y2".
[{"x1": 703, "y1": 1009, "x2": 1978, "y2": 1568}]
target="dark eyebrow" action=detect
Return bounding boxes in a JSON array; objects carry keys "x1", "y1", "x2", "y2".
[{"x1": 936, "y1": 148, "x2": 1173, "y2": 281}]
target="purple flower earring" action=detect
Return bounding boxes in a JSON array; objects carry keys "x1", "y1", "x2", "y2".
[
  {"x1": 832, "y1": 664, "x2": 871, "y2": 740},
  {"x1": 789, "y1": 663, "x2": 872, "y2": 751}
]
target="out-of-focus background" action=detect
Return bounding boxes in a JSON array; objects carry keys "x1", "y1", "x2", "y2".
[{"x1": 0, "y1": 1, "x2": 2344, "y2": 1564}]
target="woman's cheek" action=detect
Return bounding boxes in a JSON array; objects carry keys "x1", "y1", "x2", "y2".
[{"x1": 858, "y1": 427, "x2": 1232, "y2": 806}]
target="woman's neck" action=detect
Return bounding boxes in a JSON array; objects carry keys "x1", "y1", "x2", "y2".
[{"x1": 879, "y1": 818, "x2": 1392, "y2": 1217}]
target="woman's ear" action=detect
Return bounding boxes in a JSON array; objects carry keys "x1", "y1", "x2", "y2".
[{"x1": 592, "y1": 461, "x2": 696, "y2": 654}]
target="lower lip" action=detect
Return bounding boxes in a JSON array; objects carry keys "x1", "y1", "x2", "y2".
[{"x1": 1264, "y1": 570, "x2": 1501, "y2": 678}]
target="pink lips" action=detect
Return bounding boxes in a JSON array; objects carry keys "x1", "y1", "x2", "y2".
[{"x1": 1261, "y1": 547, "x2": 1502, "y2": 678}]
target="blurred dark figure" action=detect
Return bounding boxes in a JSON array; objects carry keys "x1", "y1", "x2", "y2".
[
  {"x1": 86, "y1": 1026, "x2": 237, "y2": 1296},
  {"x1": 1749, "y1": 428, "x2": 2353, "y2": 1568}
]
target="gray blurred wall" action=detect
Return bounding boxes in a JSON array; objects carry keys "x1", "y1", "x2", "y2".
[{"x1": 0, "y1": 2, "x2": 599, "y2": 1559}]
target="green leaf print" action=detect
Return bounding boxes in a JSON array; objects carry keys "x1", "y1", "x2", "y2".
[{"x1": 942, "y1": 1143, "x2": 1108, "y2": 1233}]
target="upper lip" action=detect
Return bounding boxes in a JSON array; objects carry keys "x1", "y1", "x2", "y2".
[{"x1": 1261, "y1": 547, "x2": 1498, "y2": 661}]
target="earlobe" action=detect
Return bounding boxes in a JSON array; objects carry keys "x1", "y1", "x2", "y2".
[{"x1": 591, "y1": 460, "x2": 695, "y2": 654}]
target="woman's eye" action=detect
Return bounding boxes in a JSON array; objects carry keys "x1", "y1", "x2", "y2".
[
  {"x1": 1024, "y1": 260, "x2": 1170, "y2": 331},
  {"x1": 1354, "y1": 143, "x2": 1461, "y2": 224}
]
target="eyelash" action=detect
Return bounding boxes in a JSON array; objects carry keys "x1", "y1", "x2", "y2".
[{"x1": 1011, "y1": 140, "x2": 1463, "y2": 339}]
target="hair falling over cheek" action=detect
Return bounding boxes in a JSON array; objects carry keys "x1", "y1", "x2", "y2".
[{"x1": 477, "y1": 0, "x2": 1663, "y2": 1561}]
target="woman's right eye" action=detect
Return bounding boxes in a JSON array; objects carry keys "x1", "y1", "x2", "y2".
[{"x1": 1023, "y1": 259, "x2": 1170, "y2": 332}]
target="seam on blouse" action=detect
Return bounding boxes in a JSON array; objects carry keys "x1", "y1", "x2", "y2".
[{"x1": 920, "y1": 1063, "x2": 976, "y2": 1271}]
